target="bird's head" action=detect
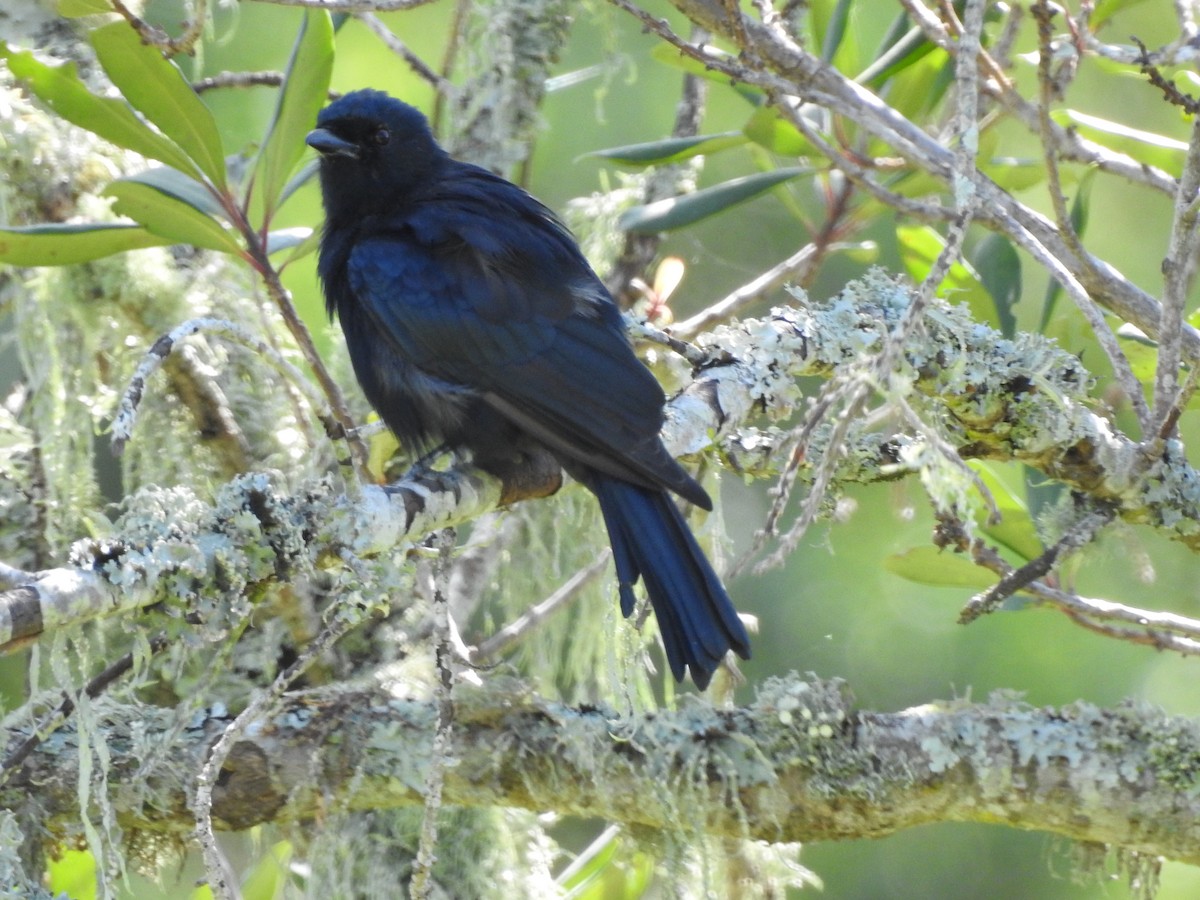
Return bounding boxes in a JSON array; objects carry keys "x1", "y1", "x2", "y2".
[{"x1": 306, "y1": 89, "x2": 446, "y2": 223}]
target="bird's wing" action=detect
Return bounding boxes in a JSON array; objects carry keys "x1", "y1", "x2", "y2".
[{"x1": 345, "y1": 181, "x2": 704, "y2": 503}]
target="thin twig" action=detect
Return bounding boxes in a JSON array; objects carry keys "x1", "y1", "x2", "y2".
[
  {"x1": 111, "y1": 0, "x2": 207, "y2": 56},
  {"x1": 111, "y1": 317, "x2": 336, "y2": 460},
  {"x1": 1, "y1": 634, "x2": 170, "y2": 785},
  {"x1": 472, "y1": 552, "x2": 612, "y2": 663},
  {"x1": 356, "y1": 13, "x2": 456, "y2": 96},
  {"x1": 412, "y1": 529, "x2": 458, "y2": 899},
  {"x1": 1152, "y1": 115, "x2": 1200, "y2": 439}
]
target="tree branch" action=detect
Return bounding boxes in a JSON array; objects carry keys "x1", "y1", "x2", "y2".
[{"x1": 4, "y1": 674, "x2": 1196, "y2": 867}]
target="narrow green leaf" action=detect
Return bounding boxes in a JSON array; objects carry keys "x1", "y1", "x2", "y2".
[
  {"x1": 970, "y1": 462, "x2": 1043, "y2": 562},
  {"x1": 119, "y1": 166, "x2": 229, "y2": 219},
  {"x1": 885, "y1": 546, "x2": 997, "y2": 589},
  {"x1": 277, "y1": 157, "x2": 320, "y2": 211},
  {"x1": 266, "y1": 226, "x2": 314, "y2": 255},
  {"x1": 979, "y1": 156, "x2": 1046, "y2": 193},
  {"x1": 588, "y1": 132, "x2": 745, "y2": 167},
  {"x1": 59, "y1": 0, "x2": 113, "y2": 16},
  {"x1": 743, "y1": 106, "x2": 812, "y2": 156},
  {"x1": 241, "y1": 841, "x2": 292, "y2": 900},
  {"x1": 104, "y1": 181, "x2": 242, "y2": 254},
  {"x1": 649, "y1": 43, "x2": 764, "y2": 104},
  {"x1": 0, "y1": 42, "x2": 203, "y2": 179},
  {"x1": 896, "y1": 224, "x2": 996, "y2": 327},
  {"x1": 250, "y1": 10, "x2": 334, "y2": 225},
  {"x1": 857, "y1": 24, "x2": 936, "y2": 87},
  {"x1": 973, "y1": 234, "x2": 1021, "y2": 339},
  {"x1": 1052, "y1": 109, "x2": 1186, "y2": 176},
  {"x1": 47, "y1": 848, "x2": 98, "y2": 900},
  {"x1": 1091, "y1": 0, "x2": 1152, "y2": 27},
  {"x1": 0, "y1": 223, "x2": 170, "y2": 266},
  {"x1": 1116, "y1": 323, "x2": 1158, "y2": 384},
  {"x1": 819, "y1": 0, "x2": 854, "y2": 64},
  {"x1": 90, "y1": 22, "x2": 227, "y2": 188},
  {"x1": 620, "y1": 167, "x2": 809, "y2": 234}
]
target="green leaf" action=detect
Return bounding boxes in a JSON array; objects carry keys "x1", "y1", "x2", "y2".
[
  {"x1": 241, "y1": 840, "x2": 292, "y2": 900},
  {"x1": 59, "y1": 0, "x2": 113, "y2": 16},
  {"x1": 620, "y1": 167, "x2": 809, "y2": 234},
  {"x1": 277, "y1": 157, "x2": 320, "y2": 212},
  {"x1": 818, "y1": 0, "x2": 855, "y2": 65},
  {"x1": 47, "y1": 848, "x2": 97, "y2": 900},
  {"x1": 743, "y1": 106, "x2": 812, "y2": 156},
  {"x1": 0, "y1": 42, "x2": 204, "y2": 179},
  {"x1": 0, "y1": 223, "x2": 170, "y2": 265},
  {"x1": 1116, "y1": 323, "x2": 1159, "y2": 384},
  {"x1": 973, "y1": 234, "x2": 1021, "y2": 339},
  {"x1": 979, "y1": 156, "x2": 1046, "y2": 193},
  {"x1": 250, "y1": 10, "x2": 334, "y2": 225},
  {"x1": 104, "y1": 180, "x2": 242, "y2": 254},
  {"x1": 970, "y1": 462, "x2": 1043, "y2": 562},
  {"x1": 885, "y1": 546, "x2": 997, "y2": 589},
  {"x1": 896, "y1": 225, "x2": 996, "y2": 327},
  {"x1": 1051, "y1": 109, "x2": 1186, "y2": 176},
  {"x1": 649, "y1": 43, "x2": 763, "y2": 104},
  {"x1": 858, "y1": 20, "x2": 937, "y2": 87},
  {"x1": 588, "y1": 132, "x2": 746, "y2": 167},
  {"x1": 1091, "y1": 0, "x2": 1152, "y2": 27},
  {"x1": 90, "y1": 22, "x2": 227, "y2": 188},
  {"x1": 120, "y1": 166, "x2": 229, "y2": 219},
  {"x1": 266, "y1": 226, "x2": 314, "y2": 255}
]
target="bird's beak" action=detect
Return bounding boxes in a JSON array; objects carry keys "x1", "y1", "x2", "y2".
[{"x1": 306, "y1": 128, "x2": 360, "y2": 159}]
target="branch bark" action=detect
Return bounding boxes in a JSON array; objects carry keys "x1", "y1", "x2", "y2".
[{"x1": 4, "y1": 674, "x2": 1195, "y2": 865}]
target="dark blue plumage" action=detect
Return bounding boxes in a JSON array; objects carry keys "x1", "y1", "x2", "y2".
[{"x1": 307, "y1": 89, "x2": 750, "y2": 688}]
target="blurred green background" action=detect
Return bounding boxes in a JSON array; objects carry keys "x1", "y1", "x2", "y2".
[{"x1": 14, "y1": 0, "x2": 1200, "y2": 896}]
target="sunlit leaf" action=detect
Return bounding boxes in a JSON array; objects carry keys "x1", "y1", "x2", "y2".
[
  {"x1": 896, "y1": 225, "x2": 996, "y2": 327},
  {"x1": 973, "y1": 234, "x2": 1021, "y2": 339},
  {"x1": 649, "y1": 43, "x2": 763, "y2": 103},
  {"x1": 979, "y1": 156, "x2": 1047, "y2": 192},
  {"x1": 858, "y1": 20, "x2": 936, "y2": 87},
  {"x1": 241, "y1": 840, "x2": 292, "y2": 900},
  {"x1": 818, "y1": 0, "x2": 854, "y2": 64},
  {"x1": 90, "y1": 22, "x2": 227, "y2": 188},
  {"x1": 47, "y1": 848, "x2": 97, "y2": 900},
  {"x1": 1052, "y1": 109, "x2": 1186, "y2": 176},
  {"x1": 1091, "y1": 0, "x2": 1153, "y2": 27},
  {"x1": 104, "y1": 180, "x2": 242, "y2": 254},
  {"x1": 743, "y1": 106, "x2": 813, "y2": 156},
  {"x1": 251, "y1": 9, "x2": 334, "y2": 225},
  {"x1": 970, "y1": 462, "x2": 1043, "y2": 562},
  {"x1": 588, "y1": 132, "x2": 745, "y2": 166},
  {"x1": 278, "y1": 157, "x2": 320, "y2": 212},
  {"x1": 119, "y1": 166, "x2": 229, "y2": 219},
  {"x1": 266, "y1": 226, "x2": 314, "y2": 255},
  {"x1": 0, "y1": 223, "x2": 170, "y2": 265},
  {"x1": 0, "y1": 42, "x2": 203, "y2": 179},
  {"x1": 559, "y1": 829, "x2": 619, "y2": 898},
  {"x1": 885, "y1": 546, "x2": 998, "y2": 589},
  {"x1": 58, "y1": 0, "x2": 113, "y2": 16},
  {"x1": 620, "y1": 167, "x2": 809, "y2": 233}
]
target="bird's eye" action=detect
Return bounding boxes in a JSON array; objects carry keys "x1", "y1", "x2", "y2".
[{"x1": 374, "y1": 127, "x2": 391, "y2": 146}]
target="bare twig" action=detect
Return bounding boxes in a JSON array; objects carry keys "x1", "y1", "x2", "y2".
[
  {"x1": 111, "y1": 0, "x2": 207, "y2": 57},
  {"x1": 412, "y1": 529, "x2": 458, "y2": 900},
  {"x1": 356, "y1": 13, "x2": 456, "y2": 96},
  {"x1": 472, "y1": 552, "x2": 612, "y2": 663}
]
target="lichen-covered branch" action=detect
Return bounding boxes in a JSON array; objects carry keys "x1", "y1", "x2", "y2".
[
  {"x1": 6, "y1": 271, "x2": 1200, "y2": 649},
  {"x1": 2, "y1": 674, "x2": 1193, "y2": 868}
]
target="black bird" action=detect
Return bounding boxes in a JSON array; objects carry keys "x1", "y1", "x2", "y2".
[{"x1": 306, "y1": 90, "x2": 750, "y2": 688}]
